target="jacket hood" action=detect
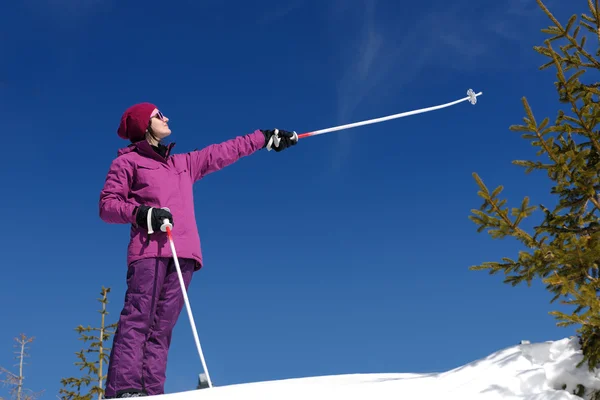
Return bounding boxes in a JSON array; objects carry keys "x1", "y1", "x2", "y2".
[{"x1": 117, "y1": 144, "x2": 136, "y2": 157}]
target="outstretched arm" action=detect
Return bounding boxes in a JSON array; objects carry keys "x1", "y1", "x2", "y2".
[
  {"x1": 188, "y1": 129, "x2": 266, "y2": 182},
  {"x1": 99, "y1": 157, "x2": 137, "y2": 224}
]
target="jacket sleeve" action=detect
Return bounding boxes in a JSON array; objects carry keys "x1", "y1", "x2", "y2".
[
  {"x1": 99, "y1": 157, "x2": 137, "y2": 224},
  {"x1": 188, "y1": 129, "x2": 265, "y2": 182}
]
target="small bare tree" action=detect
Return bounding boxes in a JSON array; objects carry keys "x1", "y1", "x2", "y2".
[{"x1": 0, "y1": 334, "x2": 44, "y2": 400}]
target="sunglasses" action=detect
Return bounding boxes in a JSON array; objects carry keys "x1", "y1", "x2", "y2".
[{"x1": 151, "y1": 109, "x2": 166, "y2": 121}]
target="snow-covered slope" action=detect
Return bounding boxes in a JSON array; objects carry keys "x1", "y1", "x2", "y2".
[{"x1": 154, "y1": 337, "x2": 600, "y2": 400}]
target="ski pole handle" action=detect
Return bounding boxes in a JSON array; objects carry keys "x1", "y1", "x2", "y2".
[{"x1": 161, "y1": 218, "x2": 173, "y2": 233}]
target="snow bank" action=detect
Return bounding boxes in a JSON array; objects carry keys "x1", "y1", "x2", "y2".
[{"x1": 153, "y1": 337, "x2": 600, "y2": 400}]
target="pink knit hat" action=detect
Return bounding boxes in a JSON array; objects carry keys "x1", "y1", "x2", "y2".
[{"x1": 117, "y1": 102, "x2": 157, "y2": 142}]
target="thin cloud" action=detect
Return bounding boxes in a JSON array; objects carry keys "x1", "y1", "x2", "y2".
[
  {"x1": 259, "y1": 0, "x2": 304, "y2": 24},
  {"x1": 328, "y1": 2, "x2": 442, "y2": 173},
  {"x1": 327, "y1": 0, "x2": 569, "y2": 173},
  {"x1": 506, "y1": 0, "x2": 557, "y2": 18},
  {"x1": 22, "y1": 0, "x2": 114, "y2": 20}
]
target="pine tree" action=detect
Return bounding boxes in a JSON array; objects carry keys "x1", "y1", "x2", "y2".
[
  {"x1": 470, "y1": 0, "x2": 600, "y2": 372},
  {"x1": 59, "y1": 287, "x2": 118, "y2": 400},
  {"x1": 0, "y1": 334, "x2": 44, "y2": 400}
]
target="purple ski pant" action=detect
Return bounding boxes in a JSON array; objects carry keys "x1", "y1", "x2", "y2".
[{"x1": 104, "y1": 257, "x2": 196, "y2": 397}]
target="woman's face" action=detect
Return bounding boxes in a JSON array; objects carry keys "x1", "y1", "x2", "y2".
[{"x1": 149, "y1": 109, "x2": 171, "y2": 139}]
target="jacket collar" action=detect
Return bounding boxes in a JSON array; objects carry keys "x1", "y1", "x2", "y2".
[{"x1": 134, "y1": 140, "x2": 176, "y2": 163}]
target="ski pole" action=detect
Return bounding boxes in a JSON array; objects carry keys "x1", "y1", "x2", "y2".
[
  {"x1": 297, "y1": 88, "x2": 482, "y2": 139},
  {"x1": 159, "y1": 217, "x2": 213, "y2": 389}
]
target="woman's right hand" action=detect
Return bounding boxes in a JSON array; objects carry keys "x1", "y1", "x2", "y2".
[{"x1": 135, "y1": 205, "x2": 174, "y2": 232}]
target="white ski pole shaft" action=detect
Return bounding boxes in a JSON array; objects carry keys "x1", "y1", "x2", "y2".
[
  {"x1": 161, "y1": 219, "x2": 213, "y2": 388},
  {"x1": 297, "y1": 89, "x2": 482, "y2": 139}
]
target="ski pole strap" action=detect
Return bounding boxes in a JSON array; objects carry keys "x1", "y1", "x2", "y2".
[
  {"x1": 147, "y1": 207, "x2": 172, "y2": 235},
  {"x1": 147, "y1": 207, "x2": 155, "y2": 234},
  {"x1": 265, "y1": 129, "x2": 281, "y2": 151}
]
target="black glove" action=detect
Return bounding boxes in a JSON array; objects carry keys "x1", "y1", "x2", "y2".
[
  {"x1": 135, "y1": 205, "x2": 174, "y2": 233},
  {"x1": 261, "y1": 129, "x2": 298, "y2": 152}
]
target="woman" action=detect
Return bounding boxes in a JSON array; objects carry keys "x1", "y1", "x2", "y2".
[{"x1": 99, "y1": 102, "x2": 298, "y2": 398}]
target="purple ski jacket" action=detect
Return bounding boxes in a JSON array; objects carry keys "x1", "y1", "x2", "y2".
[{"x1": 99, "y1": 130, "x2": 266, "y2": 270}]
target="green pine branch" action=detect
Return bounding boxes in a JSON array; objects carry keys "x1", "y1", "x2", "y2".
[
  {"x1": 60, "y1": 287, "x2": 118, "y2": 400},
  {"x1": 470, "y1": 0, "x2": 600, "y2": 374}
]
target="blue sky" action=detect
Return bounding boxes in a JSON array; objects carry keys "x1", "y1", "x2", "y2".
[{"x1": 0, "y1": 0, "x2": 583, "y2": 396}]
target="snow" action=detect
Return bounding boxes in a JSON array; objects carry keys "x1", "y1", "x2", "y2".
[{"x1": 152, "y1": 337, "x2": 600, "y2": 400}]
